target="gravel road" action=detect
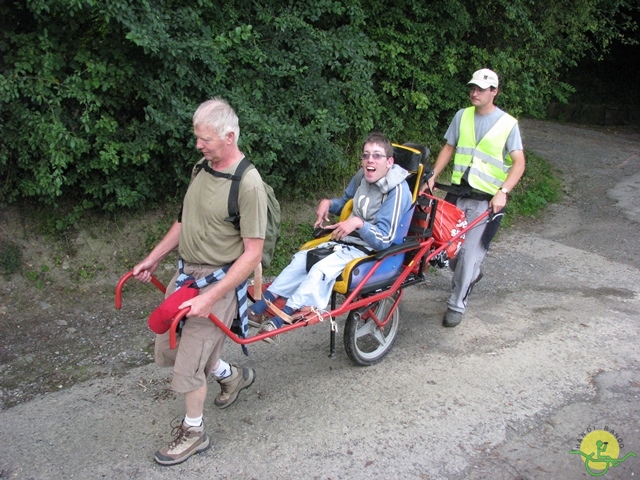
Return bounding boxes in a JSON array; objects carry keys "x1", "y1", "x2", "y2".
[{"x1": 0, "y1": 118, "x2": 639, "y2": 479}]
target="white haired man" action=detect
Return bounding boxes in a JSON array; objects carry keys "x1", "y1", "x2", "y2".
[{"x1": 133, "y1": 98, "x2": 267, "y2": 465}]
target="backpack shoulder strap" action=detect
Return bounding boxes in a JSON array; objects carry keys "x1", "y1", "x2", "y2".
[
  {"x1": 227, "y1": 157, "x2": 253, "y2": 227},
  {"x1": 193, "y1": 157, "x2": 254, "y2": 230},
  {"x1": 194, "y1": 159, "x2": 243, "y2": 182}
]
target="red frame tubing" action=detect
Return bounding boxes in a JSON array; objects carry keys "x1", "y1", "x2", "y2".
[
  {"x1": 361, "y1": 290, "x2": 403, "y2": 329},
  {"x1": 115, "y1": 209, "x2": 490, "y2": 349},
  {"x1": 115, "y1": 271, "x2": 165, "y2": 309}
]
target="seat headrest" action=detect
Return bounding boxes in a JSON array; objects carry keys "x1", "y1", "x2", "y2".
[
  {"x1": 403, "y1": 142, "x2": 430, "y2": 163},
  {"x1": 391, "y1": 143, "x2": 430, "y2": 172}
]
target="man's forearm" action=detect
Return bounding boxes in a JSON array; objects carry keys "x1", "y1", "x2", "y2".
[{"x1": 502, "y1": 150, "x2": 526, "y2": 192}]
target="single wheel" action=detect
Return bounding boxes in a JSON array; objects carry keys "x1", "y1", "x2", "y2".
[{"x1": 343, "y1": 294, "x2": 401, "y2": 366}]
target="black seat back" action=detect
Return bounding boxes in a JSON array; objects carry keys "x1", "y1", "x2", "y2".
[{"x1": 391, "y1": 143, "x2": 430, "y2": 201}]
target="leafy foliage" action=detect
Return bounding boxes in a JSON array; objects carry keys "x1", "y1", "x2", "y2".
[
  {"x1": 0, "y1": 240, "x2": 23, "y2": 277},
  {"x1": 505, "y1": 151, "x2": 562, "y2": 224},
  {"x1": 363, "y1": 0, "x2": 639, "y2": 142},
  {"x1": 0, "y1": 0, "x2": 637, "y2": 216},
  {"x1": 266, "y1": 220, "x2": 315, "y2": 275}
]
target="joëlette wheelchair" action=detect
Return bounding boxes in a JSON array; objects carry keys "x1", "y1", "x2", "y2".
[{"x1": 115, "y1": 143, "x2": 491, "y2": 366}]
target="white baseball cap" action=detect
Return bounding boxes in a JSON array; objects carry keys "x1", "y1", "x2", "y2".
[{"x1": 467, "y1": 68, "x2": 499, "y2": 89}]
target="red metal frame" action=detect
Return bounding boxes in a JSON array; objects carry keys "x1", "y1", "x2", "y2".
[
  {"x1": 115, "y1": 209, "x2": 491, "y2": 349},
  {"x1": 358, "y1": 289, "x2": 403, "y2": 328}
]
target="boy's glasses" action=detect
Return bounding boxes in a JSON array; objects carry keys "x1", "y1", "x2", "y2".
[{"x1": 361, "y1": 153, "x2": 387, "y2": 160}]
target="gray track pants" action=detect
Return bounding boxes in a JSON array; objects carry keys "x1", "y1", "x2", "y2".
[{"x1": 447, "y1": 197, "x2": 491, "y2": 313}]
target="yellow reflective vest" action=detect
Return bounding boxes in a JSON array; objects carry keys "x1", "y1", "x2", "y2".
[{"x1": 451, "y1": 107, "x2": 517, "y2": 195}]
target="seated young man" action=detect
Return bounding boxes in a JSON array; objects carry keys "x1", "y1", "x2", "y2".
[{"x1": 251, "y1": 132, "x2": 414, "y2": 342}]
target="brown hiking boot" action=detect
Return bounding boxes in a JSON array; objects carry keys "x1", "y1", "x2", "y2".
[
  {"x1": 154, "y1": 418, "x2": 210, "y2": 466},
  {"x1": 214, "y1": 364, "x2": 255, "y2": 408}
]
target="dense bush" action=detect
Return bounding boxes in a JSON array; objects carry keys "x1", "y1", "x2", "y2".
[{"x1": 1, "y1": 0, "x2": 637, "y2": 213}]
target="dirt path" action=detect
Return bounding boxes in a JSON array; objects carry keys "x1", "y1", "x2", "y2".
[{"x1": 0, "y1": 119, "x2": 639, "y2": 479}]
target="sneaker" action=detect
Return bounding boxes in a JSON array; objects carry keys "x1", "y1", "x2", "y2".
[
  {"x1": 443, "y1": 309, "x2": 463, "y2": 327},
  {"x1": 247, "y1": 310, "x2": 265, "y2": 328},
  {"x1": 214, "y1": 365, "x2": 255, "y2": 408},
  {"x1": 257, "y1": 320, "x2": 278, "y2": 344},
  {"x1": 154, "y1": 418, "x2": 210, "y2": 466}
]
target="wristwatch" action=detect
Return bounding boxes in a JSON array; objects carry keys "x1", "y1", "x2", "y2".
[{"x1": 500, "y1": 187, "x2": 509, "y2": 194}]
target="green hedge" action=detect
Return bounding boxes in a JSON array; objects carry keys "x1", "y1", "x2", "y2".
[{"x1": 1, "y1": 0, "x2": 637, "y2": 213}]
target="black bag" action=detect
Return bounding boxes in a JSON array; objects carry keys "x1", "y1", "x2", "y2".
[{"x1": 306, "y1": 246, "x2": 336, "y2": 272}]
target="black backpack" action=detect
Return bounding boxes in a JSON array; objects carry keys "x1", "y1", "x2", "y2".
[{"x1": 194, "y1": 157, "x2": 281, "y2": 269}]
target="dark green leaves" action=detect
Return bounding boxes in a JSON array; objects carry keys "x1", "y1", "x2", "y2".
[{"x1": 0, "y1": 0, "x2": 637, "y2": 212}]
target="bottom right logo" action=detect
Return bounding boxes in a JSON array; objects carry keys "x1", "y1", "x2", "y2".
[{"x1": 569, "y1": 427, "x2": 637, "y2": 477}]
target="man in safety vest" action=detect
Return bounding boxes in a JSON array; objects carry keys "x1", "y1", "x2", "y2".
[{"x1": 425, "y1": 68, "x2": 526, "y2": 327}]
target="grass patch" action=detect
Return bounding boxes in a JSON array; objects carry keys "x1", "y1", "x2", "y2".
[
  {"x1": 25, "y1": 264, "x2": 50, "y2": 289},
  {"x1": 504, "y1": 150, "x2": 562, "y2": 226},
  {"x1": 0, "y1": 240, "x2": 23, "y2": 277},
  {"x1": 265, "y1": 220, "x2": 315, "y2": 276},
  {"x1": 74, "y1": 262, "x2": 106, "y2": 281}
]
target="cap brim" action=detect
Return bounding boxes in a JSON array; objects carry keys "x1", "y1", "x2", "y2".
[{"x1": 468, "y1": 80, "x2": 494, "y2": 89}]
